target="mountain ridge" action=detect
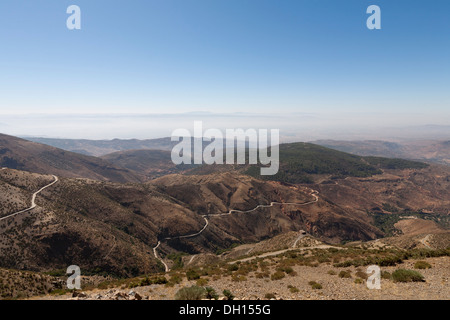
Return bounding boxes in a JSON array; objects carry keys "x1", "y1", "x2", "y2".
[{"x1": 0, "y1": 133, "x2": 142, "y2": 183}]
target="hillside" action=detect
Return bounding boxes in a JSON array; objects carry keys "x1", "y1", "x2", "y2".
[
  {"x1": 23, "y1": 138, "x2": 429, "y2": 185},
  {"x1": 0, "y1": 133, "x2": 141, "y2": 183},
  {"x1": 314, "y1": 139, "x2": 450, "y2": 165},
  {"x1": 0, "y1": 138, "x2": 448, "y2": 300},
  {"x1": 101, "y1": 149, "x2": 197, "y2": 180},
  {"x1": 0, "y1": 164, "x2": 448, "y2": 300},
  {"x1": 314, "y1": 165, "x2": 450, "y2": 218},
  {"x1": 26, "y1": 232, "x2": 450, "y2": 300},
  {"x1": 0, "y1": 168, "x2": 382, "y2": 278},
  {"x1": 243, "y1": 142, "x2": 428, "y2": 184},
  {"x1": 26, "y1": 137, "x2": 176, "y2": 157}
]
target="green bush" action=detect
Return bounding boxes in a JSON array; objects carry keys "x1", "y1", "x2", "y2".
[
  {"x1": 167, "y1": 274, "x2": 182, "y2": 286},
  {"x1": 375, "y1": 255, "x2": 403, "y2": 267},
  {"x1": 196, "y1": 278, "x2": 208, "y2": 286},
  {"x1": 270, "y1": 271, "x2": 285, "y2": 281},
  {"x1": 133, "y1": 275, "x2": 168, "y2": 287},
  {"x1": 288, "y1": 286, "x2": 300, "y2": 293},
  {"x1": 334, "y1": 260, "x2": 353, "y2": 268},
  {"x1": 277, "y1": 266, "x2": 294, "y2": 274},
  {"x1": 167, "y1": 252, "x2": 187, "y2": 270},
  {"x1": 186, "y1": 269, "x2": 200, "y2": 281},
  {"x1": 231, "y1": 274, "x2": 247, "y2": 282},
  {"x1": 223, "y1": 289, "x2": 234, "y2": 300},
  {"x1": 392, "y1": 269, "x2": 425, "y2": 283},
  {"x1": 227, "y1": 264, "x2": 239, "y2": 272},
  {"x1": 151, "y1": 276, "x2": 168, "y2": 285},
  {"x1": 381, "y1": 271, "x2": 391, "y2": 280},
  {"x1": 308, "y1": 281, "x2": 323, "y2": 289},
  {"x1": 414, "y1": 261, "x2": 432, "y2": 269},
  {"x1": 338, "y1": 270, "x2": 352, "y2": 278},
  {"x1": 317, "y1": 256, "x2": 331, "y2": 263},
  {"x1": 175, "y1": 285, "x2": 206, "y2": 300},
  {"x1": 205, "y1": 287, "x2": 219, "y2": 300}
]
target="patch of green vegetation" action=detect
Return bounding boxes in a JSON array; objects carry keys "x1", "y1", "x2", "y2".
[
  {"x1": 270, "y1": 271, "x2": 285, "y2": 281},
  {"x1": 308, "y1": 281, "x2": 323, "y2": 289},
  {"x1": 369, "y1": 212, "x2": 402, "y2": 236},
  {"x1": 175, "y1": 285, "x2": 206, "y2": 300},
  {"x1": 335, "y1": 254, "x2": 402, "y2": 268},
  {"x1": 246, "y1": 143, "x2": 383, "y2": 184},
  {"x1": 334, "y1": 247, "x2": 449, "y2": 269},
  {"x1": 231, "y1": 274, "x2": 247, "y2": 282},
  {"x1": 186, "y1": 269, "x2": 201, "y2": 281},
  {"x1": 129, "y1": 275, "x2": 168, "y2": 288},
  {"x1": 392, "y1": 269, "x2": 425, "y2": 283},
  {"x1": 223, "y1": 289, "x2": 235, "y2": 300},
  {"x1": 276, "y1": 266, "x2": 294, "y2": 275},
  {"x1": 205, "y1": 287, "x2": 219, "y2": 300},
  {"x1": 364, "y1": 156, "x2": 429, "y2": 170},
  {"x1": 166, "y1": 252, "x2": 188, "y2": 270},
  {"x1": 338, "y1": 270, "x2": 352, "y2": 278},
  {"x1": 196, "y1": 278, "x2": 209, "y2": 286},
  {"x1": 166, "y1": 274, "x2": 183, "y2": 287},
  {"x1": 414, "y1": 261, "x2": 432, "y2": 269},
  {"x1": 288, "y1": 285, "x2": 300, "y2": 293},
  {"x1": 44, "y1": 269, "x2": 66, "y2": 277},
  {"x1": 370, "y1": 211, "x2": 450, "y2": 236},
  {"x1": 49, "y1": 288, "x2": 73, "y2": 296},
  {"x1": 227, "y1": 264, "x2": 239, "y2": 272}
]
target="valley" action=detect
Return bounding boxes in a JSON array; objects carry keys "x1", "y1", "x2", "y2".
[{"x1": 0, "y1": 134, "x2": 448, "y2": 300}]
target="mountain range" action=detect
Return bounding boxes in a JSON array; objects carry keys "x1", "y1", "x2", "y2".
[{"x1": 0, "y1": 132, "x2": 448, "y2": 280}]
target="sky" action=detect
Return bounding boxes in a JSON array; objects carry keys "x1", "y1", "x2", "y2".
[{"x1": 0, "y1": 0, "x2": 449, "y2": 138}]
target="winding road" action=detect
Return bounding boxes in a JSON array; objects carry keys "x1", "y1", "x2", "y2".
[
  {"x1": 152, "y1": 188, "x2": 319, "y2": 272},
  {"x1": 1, "y1": 168, "x2": 321, "y2": 272},
  {"x1": 0, "y1": 174, "x2": 59, "y2": 222},
  {"x1": 206, "y1": 190, "x2": 319, "y2": 217},
  {"x1": 153, "y1": 241, "x2": 170, "y2": 272}
]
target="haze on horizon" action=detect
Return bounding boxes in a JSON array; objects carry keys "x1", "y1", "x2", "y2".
[
  {"x1": 0, "y1": 1, "x2": 449, "y2": 140},
  {"x1": 0, "y1": 112, "x2": 448, "y2": 142}
]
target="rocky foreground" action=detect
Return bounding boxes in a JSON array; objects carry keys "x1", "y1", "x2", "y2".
[{"x1": 31, "y1": 256, "x2": 449, "y2": 300}]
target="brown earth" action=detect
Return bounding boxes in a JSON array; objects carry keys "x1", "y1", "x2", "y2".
[
  {"x1": 315, "y1": 165, "x2": 450, "y2": 216},
  {"x1": 0, "y1": 133, "x2": 141, "y2": 183},
  {"x1": 2, "y1": 169, "x2": 382, "y2": 277}
]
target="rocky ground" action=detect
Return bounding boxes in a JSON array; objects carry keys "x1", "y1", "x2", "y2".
[{"x1": 31, "y1": 256, "x2": 449, "y2": 300}]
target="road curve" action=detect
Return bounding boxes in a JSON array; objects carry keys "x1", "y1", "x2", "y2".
[
  {"x1": 0, "y1": 175, "x2": 59, "y2": 222},
  {"x1": 152, "y1": 188, "x2": 319, "y2": 272},
  {"x1": 153, "y1": 241, "x2": 170, "y2": 272},
  {"x1": 207, "y1": 189, "x2": 319, "y2": 217}
]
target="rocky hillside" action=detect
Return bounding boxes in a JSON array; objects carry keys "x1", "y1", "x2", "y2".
[
  {"x1": 1, "y1": 168, "x2": 382, "y2": 278},
  {"x1": 0, "y1": 133, "x2": 141, "y2": 183}
]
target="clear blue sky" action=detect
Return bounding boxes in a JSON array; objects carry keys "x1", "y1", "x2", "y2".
[{"x1": 0, "y1": 0, "x2": 449, "y2": 116}]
